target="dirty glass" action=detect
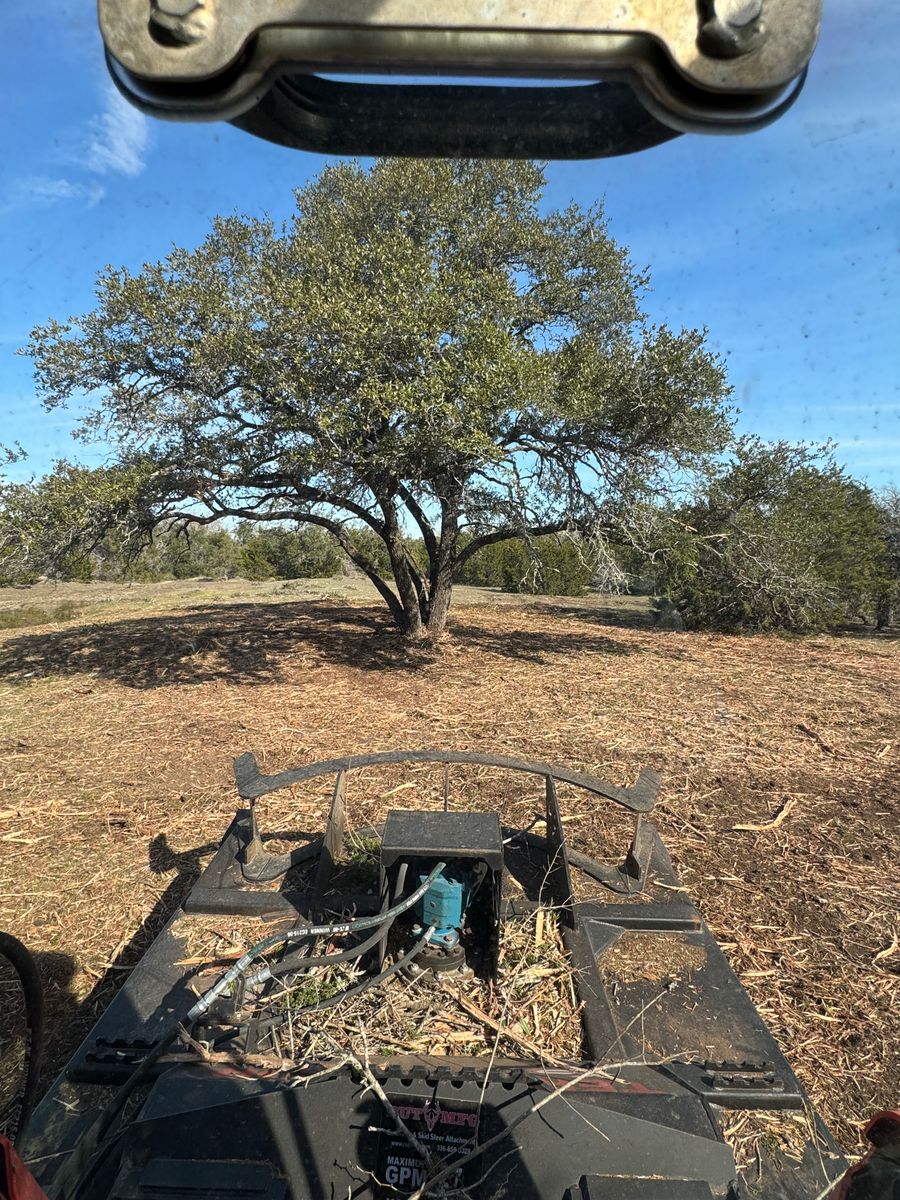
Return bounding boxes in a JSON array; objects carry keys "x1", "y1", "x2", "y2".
[{"x1": 0, "y1": 4, "x2": 897, "y2": 1198}]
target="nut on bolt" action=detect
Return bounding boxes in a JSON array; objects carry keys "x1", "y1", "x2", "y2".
[
  {"x1": 149, "y1": 0, "x2": 213, "y2": 45},
  {"x1": 698, "y1": 0, "x2": 765, "y2": 58}
]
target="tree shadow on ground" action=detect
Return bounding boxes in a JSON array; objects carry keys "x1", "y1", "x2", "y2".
[
  {"x1": 525, "y1": 598, "x2": 656, "y2": 632},
  {"x1": 835, "y1": 622, "x2": 900, "y2": 642},
  {"x1": 0, "y1": 600, "x2": 635, "y2": 688},
  {"x1": 2, "y1": 824, "x2": 331, "y2": 1124},
  {"x1": 448, "y1": 619, "x2": 631, "y2": 664}
]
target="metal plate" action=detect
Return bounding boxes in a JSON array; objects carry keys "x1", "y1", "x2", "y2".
[{"x1": 99, "y1": 0, "x2": 821, "y2": 95}]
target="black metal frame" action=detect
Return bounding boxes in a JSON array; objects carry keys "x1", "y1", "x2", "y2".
[
  {"x1": 228, "y1": 75, "x2": 683, "y2": 160},
  {"x1": 20, "y1": 752, "x2": 848, "y2": 1200},
  {"x1": 233, "y1": 749, "x2": 659, "y2": 896}
]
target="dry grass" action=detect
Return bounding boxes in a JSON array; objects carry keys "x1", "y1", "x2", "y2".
[
  {"x1": 600, "y1": 931, "x2": 707, "y2": 984},
  {"x1": 721, "y1": 1108, "x2": 820, "y2": 1175},
  {"x1": 251, "y1": 910, "x2": 583, "y2": 1064},
  {"x1": 0, "y1": 579, "x2": 898, "y2": 1155}
]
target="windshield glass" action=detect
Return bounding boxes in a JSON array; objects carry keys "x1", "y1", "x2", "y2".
[{"x1": 0, "y1": 4, "x2": 897, "y2": 1196}]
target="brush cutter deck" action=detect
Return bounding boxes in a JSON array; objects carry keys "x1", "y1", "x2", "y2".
[{"x1": 20, "y1": 751, "x2": 847, "y2": 1199}]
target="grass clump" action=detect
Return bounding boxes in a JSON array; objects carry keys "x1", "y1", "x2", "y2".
[
  {"x1": 279, "y1": 962, "x2": 360, "y2": 1008},
  {"x1": 329, "y1": 835, "x2": 382, "y2": 893},
  {"x1": 0, "y1": 602, "x2": 81, "y2": 629}
]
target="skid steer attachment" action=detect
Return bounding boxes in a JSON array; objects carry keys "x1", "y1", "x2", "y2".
[{"x1": 19, "y1": 752, "x2": 847, "y2": 1199}]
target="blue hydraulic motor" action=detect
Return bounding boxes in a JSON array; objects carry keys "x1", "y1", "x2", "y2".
[
  {"x1": 415, "y1": 870, "x2": 471, "y2": 948},
  {"x1": 379, "y1": 809, "x2": 505, "y2": 978}
]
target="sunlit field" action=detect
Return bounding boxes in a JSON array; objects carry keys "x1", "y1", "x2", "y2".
[{"x1": 1, "y1": 578, "x2": 897, "y2": 1152}]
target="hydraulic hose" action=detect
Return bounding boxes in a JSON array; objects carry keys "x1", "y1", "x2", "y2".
[
  {"x1": 65, "y1": 860, "x2": 446, "y2": 1197},
  {"x1": 303, "y1": 924, "x2": 434, "y2": 1011},
  {"x1": 0, "y1": 931, "x2": 44, "y2": 1149},
  {"x1": 186, "y1": 861, "x2": 446, "y2": 1020},
  {"x1": 256, "y1": 924, "x2": 436, "y2": 1027},
  {"x1": 66, "y1": 867, "x2": 444, "y2": 1199},
  {"x1": 247, "y1": 919, "x2": 387, "y2": 986}
]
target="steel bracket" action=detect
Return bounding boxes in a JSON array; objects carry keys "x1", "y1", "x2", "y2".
[{"x1": 98, "y1": 0, "x2": 822, "y2": 155}]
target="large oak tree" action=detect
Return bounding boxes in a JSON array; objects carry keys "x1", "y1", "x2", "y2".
[{"x1": 22, "y1": 159, "x2": 732, "y2": 637}]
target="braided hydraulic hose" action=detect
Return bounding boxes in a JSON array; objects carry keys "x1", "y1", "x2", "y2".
[
  {"x1": 254, "y1": 924, "x2": 437, "y2": 1029},
  {"x1": 246, "y1": 920, "x2": 387, "y2": 986},
  {"x1": 66, "y1": 865, "x2": 445, "y2": 1200},
  {"x1": 188, "y1": 860, "x2": 445, "y2": 1020}
]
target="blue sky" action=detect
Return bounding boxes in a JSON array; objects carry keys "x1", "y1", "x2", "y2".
[{"x1": 1, "y1": 1, "x2": 898, "y2": 488}]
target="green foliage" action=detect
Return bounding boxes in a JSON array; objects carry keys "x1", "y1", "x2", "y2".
[
  {"x1": 333, "y1": 836, "x2": 382, "y2": 892},
  {"x1": 156, "y1": 528, "x2": 241, "y2": 580},
  {"x1": 21, "y1": 159, "x2": 732, "y2": 636},
  {"x1": 237, "y1": 539, "x2": 274, "y2": 581},
  {"x1": 537, "y1": 537, "x2": 595, "y2": 595},
  {"x1": 58, "y1": 554, "x2": 95, "y2": 582},
  {"x1": 236, "y1": 523, "x2": 345, "y2": 580},
  {"x1": 280, "y1": 964, "x2": 357, "y2": 1009},
  {"x1": 874, "y1": 487, "x2": 900, "y2": 628},
  {"x1": 0, "y1": 478, "x2": 351, "y2": 584},
  {"x1": 0, "y1": 460, "x2": 158, "y2": 584},
  {"x1": 456, "y1": 534, "x2": 592, "y2": 595},
  {"x1": 654, "y1": 441, "x2": 892, "y2": 632},
  {"x1": 344, "y1": 526, "x2": 393, "y2": 577}
]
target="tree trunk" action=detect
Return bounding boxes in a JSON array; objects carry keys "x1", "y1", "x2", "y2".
[
  {"x1": 290, "y1": 510, "x2": 409, "y2": 632},
  {"x1": 875, "y1": 593, "x2": 892, "y2": 630},
  {"x1": 421, "y1": 491, "x2": 462, "y2": 639},
  {"x1": 380, "y1": 495, "x2": 426, "y2": 639},
  {"x1": 425, "y1": 559, "x2": 455, "y2": 637}
]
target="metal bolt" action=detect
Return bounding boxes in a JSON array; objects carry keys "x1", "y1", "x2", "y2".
[
  {"x1": 149, "y1": 0, "x2": 213, "y2": 46},
  {"x1": 698, "y1": 0, "x2": 765, "y2": 58},
  {"x1": 715, "y1": 0, "x2": 763, "y2": 26}
]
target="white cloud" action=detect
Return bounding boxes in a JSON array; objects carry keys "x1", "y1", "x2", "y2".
[
  {"x1": 0, "y1": 175, "x2": 105, "y2": 215},
  {"x1": 84, "y1": 84, "x2": 149, "y2": 178},
  {"x1": 25, "y1": 177, "x2": 105, "y2": 205},
  {"x1": 1, "y1": 80, "x2": 149, "y2": 218}
]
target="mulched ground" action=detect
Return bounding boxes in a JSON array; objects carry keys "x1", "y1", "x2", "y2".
[{"x1": 0, "y1": 586, "x2": 897, "y2": 1153}]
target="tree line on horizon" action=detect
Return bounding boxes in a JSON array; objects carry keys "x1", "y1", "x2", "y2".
[
  {"x1": 3, "y1": 468, "x2": 898, "y2": 632},
  {"x1": 1, "y1": 157, "x2": 897, "y2": 634}
]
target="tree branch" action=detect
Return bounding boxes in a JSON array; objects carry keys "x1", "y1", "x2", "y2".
[
  {"x1": 455, "y1": 521, "x2": 576, "y2": 571},
  {"x1": 240, "y1": 475, "x2": 386, "y2": 537},
  {"x1": 176, "y1": 500, "x2": 405, "y2": 627},
  {"x1": 396, "y1": 483, "x2": 439, "y2": 564}
]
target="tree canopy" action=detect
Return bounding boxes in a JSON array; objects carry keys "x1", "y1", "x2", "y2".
[
  {"x1": 653, "y1": 440, "x2": 893, "y2": 631},
  {"x1": 0, "y1": 461, "x2": 154, "y2": 585},
  {"x1": 20, "y1": 158, "x2": 732, "y2": 636},
  {"x1": 874, "y1": 486, "x2": 900, "y2": 628}
]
